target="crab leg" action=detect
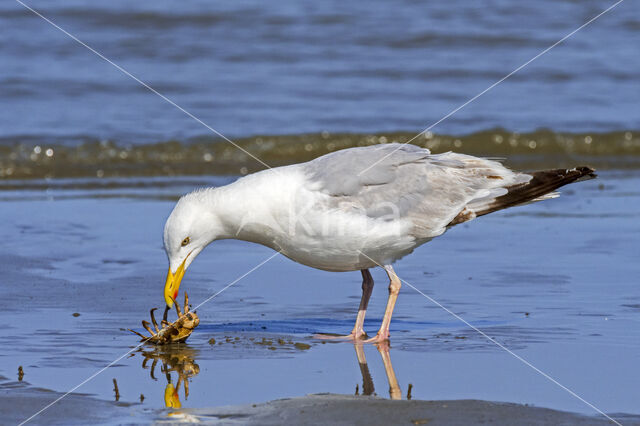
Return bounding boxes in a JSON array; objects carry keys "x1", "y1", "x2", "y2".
[
  {"x1": 142, "y1": 320, "x2": 155, "y2": 336},
  {"x1": 162, "y1": 305, "x2": 170, "y2": 327},
  {"x1": 128, "y1": 329, "x2": 147, "y2": 339},
  {"x1": 150, "y1": 359, "x2": 158, "y2": 380},
  {"x1": 184, "y1": 292, "x2": 190, "y2": 313},
  {"x1": 150, "y1": 308, "x2": 160, "y2": 332},
  {"x1": 173, "y1": 297, "x2": 183, "y2": 317},
  {"x1": 184, "y1": 376, "x2": 190, "y2": 398}
]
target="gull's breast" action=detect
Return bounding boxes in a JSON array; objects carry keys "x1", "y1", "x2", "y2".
[{"x1": 270, "y1": 208, "x2": 419, "y2": 272}]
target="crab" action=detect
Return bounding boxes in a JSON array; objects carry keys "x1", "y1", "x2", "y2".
[{"x1": 129, "y1": 292, "x2": 199, "y2": 345}]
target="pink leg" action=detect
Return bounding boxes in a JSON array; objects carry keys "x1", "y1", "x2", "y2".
[
  {"x1": 315, "y1": 269, "x2": 374, "y2": 340},
  {"x1": 365, "y1": 265, "x2": 401, "y2": 343}
]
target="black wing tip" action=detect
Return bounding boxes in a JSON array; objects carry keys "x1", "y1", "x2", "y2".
[
  {"x1": 446, "y1": 165, "x2": 596, "y2": 228},
  {"x1": 574, "y1": 166, "x2": 597, "y2": 181}
]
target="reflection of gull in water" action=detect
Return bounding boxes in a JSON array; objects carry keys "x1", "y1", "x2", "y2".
[
  {"x1": 353, "y1": 342, "x2": 404, "y2": 400},
  {"x1": 162, "y1": 143, "x2": 595, "y2": 342}
]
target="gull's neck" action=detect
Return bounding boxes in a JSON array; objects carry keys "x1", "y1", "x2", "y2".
[{"x1": 197, "y1": 169, "x2": 293, "y2": 246}]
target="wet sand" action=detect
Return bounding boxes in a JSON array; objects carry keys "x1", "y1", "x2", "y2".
[
  {"x1": 6, "y1": 391, "x2": 635, "y2": 426},
  {"x1": 167, "y1": 395, "x2": 640, "y2": 425},
  {"x1": 0, "y1": 376, "x2": 134, "y2": 425},
  {"x1": 2, "y1": 171, "x2": 640, "y2": 424}
]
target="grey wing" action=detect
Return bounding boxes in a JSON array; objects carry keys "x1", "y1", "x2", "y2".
[
  {"x1": 304, "y1": 143, "x2": 431, "y2": 196},
  {"x1": 303, "y1": 143, "x2": 530, "y2": 238}
]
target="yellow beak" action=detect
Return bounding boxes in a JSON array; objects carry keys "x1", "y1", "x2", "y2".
[{"x1": 164, "y1": 259, "x2": 186, "y2": 307}]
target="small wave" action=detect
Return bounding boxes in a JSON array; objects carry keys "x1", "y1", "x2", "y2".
[{"x1": 0, "y1": 129, "x2": 638, "y2": 180}]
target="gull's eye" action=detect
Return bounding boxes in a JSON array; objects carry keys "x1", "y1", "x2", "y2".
[{"x1": 181, "y1": 237, "x2": 190, "y2": 247}]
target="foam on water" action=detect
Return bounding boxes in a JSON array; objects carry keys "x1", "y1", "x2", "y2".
[{"x1": 1, "y1": 129, "x2": 639, "y2": 180}]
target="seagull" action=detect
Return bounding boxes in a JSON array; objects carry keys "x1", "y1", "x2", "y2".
[{"x1": 162, "y1": 143, "x2": 595, "y2": 343}]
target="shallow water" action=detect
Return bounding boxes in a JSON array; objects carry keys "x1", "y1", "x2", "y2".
[{"x1": 1, "y1": 171, "x2": 639, "y2": 423}]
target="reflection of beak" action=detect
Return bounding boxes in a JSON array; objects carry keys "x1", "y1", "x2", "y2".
[
  {"x1": 164, "y1": 383, "x2": 181, "y2": 408},
  {"x1": 164, "y1": 258, "x2": 186, "y2": 308}
]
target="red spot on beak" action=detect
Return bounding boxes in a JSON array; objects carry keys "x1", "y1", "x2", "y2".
[{"x1": 173, "y1": 290, "x2": 178, "y2": 300}]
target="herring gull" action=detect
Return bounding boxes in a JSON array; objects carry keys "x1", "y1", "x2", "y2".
[{"x1": 162, "y1": 143, "x2": 595, "y2": 342}]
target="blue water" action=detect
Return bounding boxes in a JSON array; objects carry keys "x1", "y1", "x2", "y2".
[{"x1": 2, "y1": 0, "x2": 639, "y2": 143}]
